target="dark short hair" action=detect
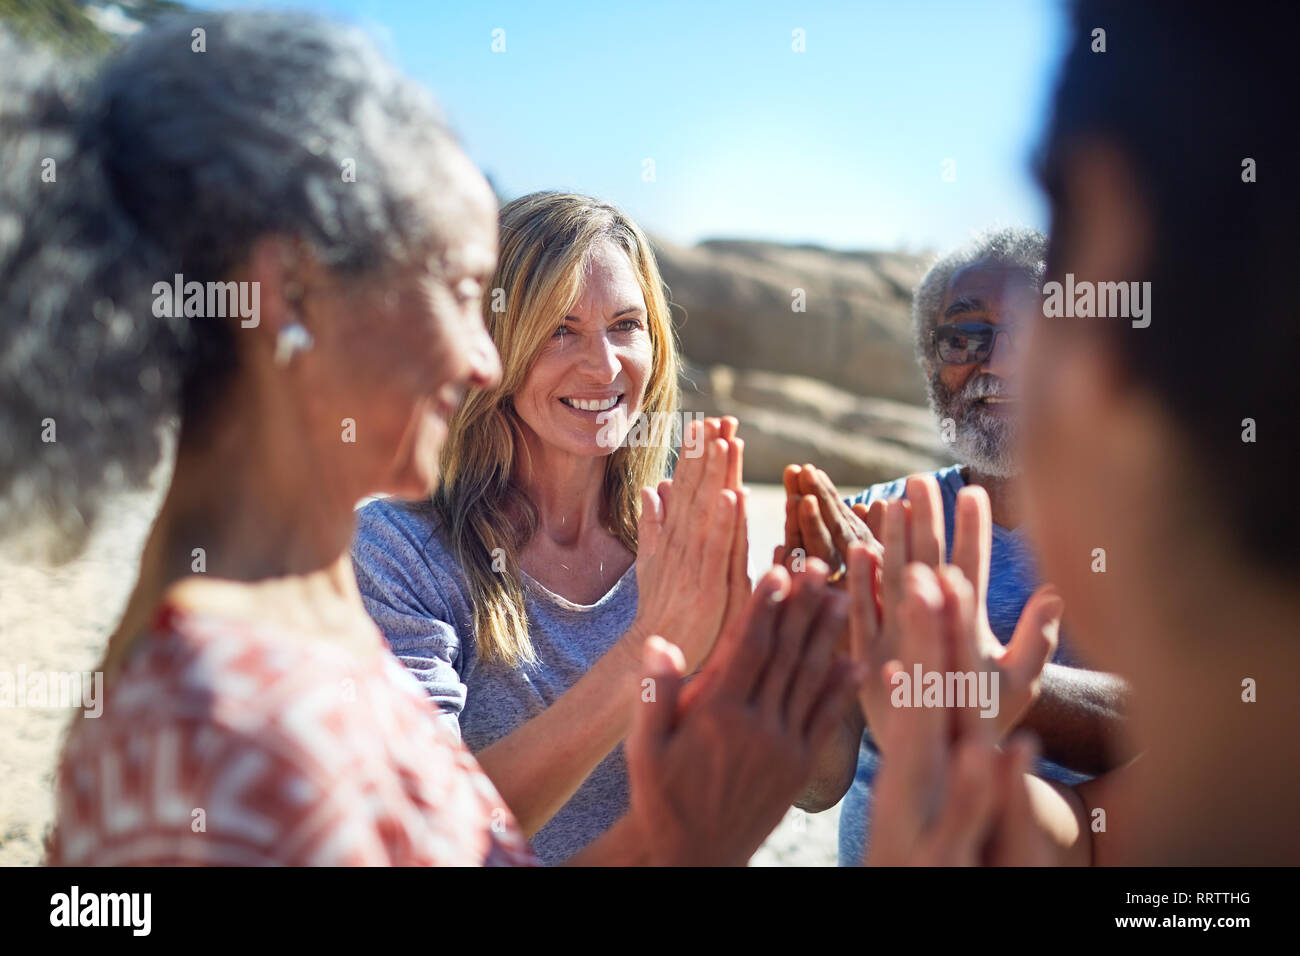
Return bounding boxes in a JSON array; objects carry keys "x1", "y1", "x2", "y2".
[{"x1": 1037, "y1": 0, "x2": 1298, "y2": 571}]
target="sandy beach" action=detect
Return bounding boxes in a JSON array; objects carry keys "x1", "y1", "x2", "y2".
[{"x1": 0, "y1": 481, "x2": 843, "y2": 867}]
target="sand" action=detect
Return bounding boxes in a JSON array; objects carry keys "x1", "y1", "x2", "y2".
[{"x1": 0, "y1": 482, "x2": 842, "y2": 867}]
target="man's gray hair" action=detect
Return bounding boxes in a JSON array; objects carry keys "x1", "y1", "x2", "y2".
[{"x1": 911, "y1": 226, "x2": 1048, "y2": 374}]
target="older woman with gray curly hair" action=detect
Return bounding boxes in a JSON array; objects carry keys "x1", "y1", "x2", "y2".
[{"x1": 0, "y1": 11, "x2": 857, "y2": 865}]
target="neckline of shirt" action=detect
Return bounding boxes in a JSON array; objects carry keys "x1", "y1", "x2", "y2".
[
  {"x1": 518, "y1": 562, "x2": 636, "y2": 613},
  {"x1": 945, "y1": 464, "x2": 1025, "y2": 541}
]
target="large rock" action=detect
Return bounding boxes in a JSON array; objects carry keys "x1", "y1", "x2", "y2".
[
  {"x1": 654, "y1": 238, "x2": 931, "y2": 406},
  {"x1": 679, "y1": 362, "x2": 950, "y2": 489}
]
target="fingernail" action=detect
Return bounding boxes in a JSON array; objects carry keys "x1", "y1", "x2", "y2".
[{"x1": 767, "y1": 575, "x2": 790, "y2": 603}]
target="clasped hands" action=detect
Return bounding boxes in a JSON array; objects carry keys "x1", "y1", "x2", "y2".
[
  {"x1": 782, "y1": 464, "x2": 1065, "y2": 865},
  {"x1": 624, "y1": 419, "x2": 861, "y2": 865},
  {"x1": 624, "y1": 424, "x2": 1065, "y2": 865}
]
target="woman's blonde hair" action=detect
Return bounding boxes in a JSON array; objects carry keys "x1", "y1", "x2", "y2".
[{"x1": 434, "y1": 191, "x2": 681, "y2": 667}]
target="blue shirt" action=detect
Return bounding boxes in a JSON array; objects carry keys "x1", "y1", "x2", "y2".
[
  {"x1": 351, "y1": 498, "x2": 639, "y2": 865},
  {"x1": 836, "y1": 464, "x2": 1090, "y2": 866}
]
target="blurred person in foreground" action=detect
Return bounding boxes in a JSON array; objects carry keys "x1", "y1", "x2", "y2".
[
  {"x1": 0, "y1": 12, "x2": 857, "y2": 866},
  {"x1": 861, "y1": 0, "x2": 1299, "y2": 865}
]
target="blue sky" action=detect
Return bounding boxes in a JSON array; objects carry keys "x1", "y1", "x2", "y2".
[{"x1": 195, "y1": 0, "x2": 1067, "y2": 253}]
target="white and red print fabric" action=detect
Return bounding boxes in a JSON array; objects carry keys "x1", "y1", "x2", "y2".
[{"x1": 47, "y1": 604, "x2": 536, "y2": 867}]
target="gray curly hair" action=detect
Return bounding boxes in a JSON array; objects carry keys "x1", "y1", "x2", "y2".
[
  {"x1": 911, "y1": 226, "x2": 1048, "y2": 375},
  {"x1": 0, "y1": 12, "x2": 465, "y2": 557}
]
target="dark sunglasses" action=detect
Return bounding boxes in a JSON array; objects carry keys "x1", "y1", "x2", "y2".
[{"x1": 930, "y1": 322, "x2": 1019, "y2": 366}]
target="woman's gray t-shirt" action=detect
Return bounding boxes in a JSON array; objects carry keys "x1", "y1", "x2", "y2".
[{"x1": 350, "y1": 498, "x2": 638, "y2": 865}]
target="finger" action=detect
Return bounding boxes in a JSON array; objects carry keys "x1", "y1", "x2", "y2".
[
  {"x1": 638, "y1": 486, "x2": 663, "y2": 558},
  {"x1": 689, "y1": 437, "x2": 729, "y2": 513},
  {"x1": 718, "y1": 416, "x2": 737, "y2": 444},
  {"x1": 795, "y1": 464, "x2": 832, "y2": 515},
  {"x1": 873, "y1": 659, "x2": 909, "y2": 757},
  {"x1": 990, "y1": 733, "x2": 1048, "y2": 866},
  {"x1": 672, "y1": 418, "x2": 704, "y2": 488},
  {"x1": 727, "y1": 437, "x2": 744, "y2": 493},
  {"x1": 657, "y1": 478, "x2": 673, "y2": 521},
  {"x1": 848, "y1": 505, "x2": 884, "y2": 561},
  {"x1": 786, "y1": 586, "x2": 849, "y2": 729},
  {"x1": 813, "y1": 466, "x2": 861, "y2": 523},
  {"x1": 864, "y1": 500, "x2": 886, "y2": 542},
  {"x1": 880, "y1": 499, "x2": 910, "y2": 612},
  {"x1": 713, "y1": 487, "x2": 749, "y2": 635},
  {"x1": 1003, "y1": 586, "x2": 1063, "y2": 692},
  {"x1": 629, "y1": 635, "x2": 687, "y2": 759},
  {"x1": 773, "y1": 544, "x2": 786, "y2": 567},
  {"x1": 715, "y1": 416, "x2": 741, "y2": 491},
  {"x1": 730, "y1": 487, "x2": 752, "y2": 598},
  {"x1": 756, "y1": 559, "x2": 829, "y2": 712},
  {"x1": 896, "y1": 566, "x2": 949, "y2": 770},
  {"x1": 699, "y1": 489, "x2": 739, "y2": 596},
  {"x1": 716, "y1": 565, "x2": 790, "y2": 700},
  {"x1": 937, "y1": 566, "x2": 987, "y2": 742},
  {"x1": 878, "y1": 567, "x2": 951, "y2": 780},
  {"x1": 674, "y1": 417, "x2": 719, "y2": 496},
  {"x1": 670, "y1": 435, "x2": 724, "y2": 537},
  {"x1": 846, "y1": 542, "x2": 880, "y2": 666},
  {"x1": 783, "y1": 464, "x2": 805, "y2": 557},
  {"x1": 951, "y1": 486, "x2": 992, "y2": 614},
  {"x1": 924, "y1": 737, "x2": 998, "y2": 865},
  {"x1": 866, "y1": 660, "x2": 927, "y2": 864},
  {"x1": 701, "y1": 416, "x2": 721, "y2": 456},
  {"x1": 724, "y1": 425, "x2": 743, "y2": 491},
  {"x1": 675, "y1": 665, "x2": 712, "y2": 714},
  {"x1": 904, "y1": 474, "x2": 945, "y2": 568},
  {"x1": 783, "y1": 497, "x2": 805, "y2": 568},
  {"x1": 783, "y1": 463, "x2": 803, "y2": 499},
  {"x1": 797, "y1": 494, "x2": 837, "y2": 564},
  {"x1": 803, "y1": 467, "x2": 864, "y2": 559},
  {"x1": 806, "y1": 655, "x2": 861, "y2": 745}
]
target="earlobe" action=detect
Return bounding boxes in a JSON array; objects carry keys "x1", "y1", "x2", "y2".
[
  {"x1": 242, "y1": 234, "x2": 311, "y2": 337},
  {"x1": 273, "y1": 322, "x2": 315, "y2": 367}
]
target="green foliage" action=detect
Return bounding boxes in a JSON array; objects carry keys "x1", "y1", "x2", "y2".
[{"x1": 0, "y1": 0, "x2": 187, "y2": 55}]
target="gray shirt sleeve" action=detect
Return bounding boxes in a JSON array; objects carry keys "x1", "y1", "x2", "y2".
[{"x1": 351, "y1": 501, "x2": 469, "y2": 740}]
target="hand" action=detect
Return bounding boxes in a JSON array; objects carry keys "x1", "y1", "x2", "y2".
[
  {"x1": 625, "y1": 563, "x2": 860, "y2": 866},
  {"x1": 947, "y1": 482, "x2": 1063, "y2": 732},
  {"x1": 865, "y1": 563, "x2": 1054, "y2": 866},
  {"x1": 846, "y1": 475, "x2": 1062, "y2": 745},
  {"x1": 631, "y1": 417, "x2": 749, "y2": 672},
  {"x1": 846, "y1": 476, "x2": 940, "y2": 743},
  {"x1": 714, "y1": 417, "x2": 752, "y2": 651},
  {"x1": 774, "y1": 464, "x2": 879, "y2": 574}
]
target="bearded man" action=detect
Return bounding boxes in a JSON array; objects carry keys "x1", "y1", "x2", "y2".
[{"x1": 779, "y1": 228, "x2": 1131, "y2": 865}]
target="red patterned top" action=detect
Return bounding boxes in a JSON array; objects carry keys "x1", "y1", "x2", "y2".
[{"x1": 47, "y1": 603, "x2": 536, "y2": 866}]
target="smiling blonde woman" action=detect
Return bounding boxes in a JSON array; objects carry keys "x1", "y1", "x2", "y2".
[{"x1": 351, "y1": 192, "x2": 752, "y2": 864}]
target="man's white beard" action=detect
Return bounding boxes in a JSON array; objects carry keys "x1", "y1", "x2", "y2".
[
  {"x1": 928, "y1": 374, "x2": 1022, "y2": 479},
  {"x1": 952, "y1": 409, "x2": 1020, "y2": 478}
]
